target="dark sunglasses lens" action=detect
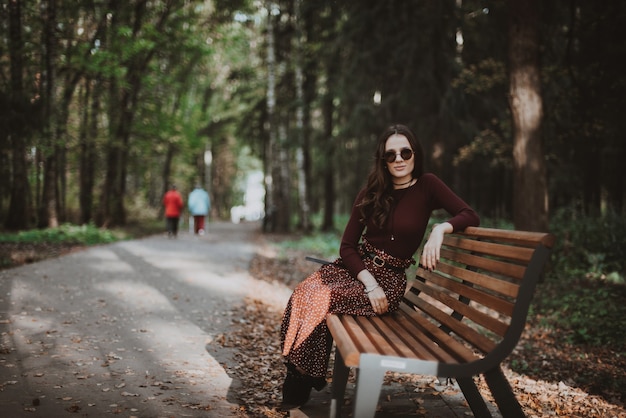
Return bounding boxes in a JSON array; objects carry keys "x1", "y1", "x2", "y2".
[
  {"x1": 400, "y1": 148, "x2": 413, "y2": 160},
  {"x1": 384, "y1": 152, "x2": 396, "y2": 163}
]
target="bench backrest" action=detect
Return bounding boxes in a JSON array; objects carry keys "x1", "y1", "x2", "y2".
[{"x1": 401, "y1": 226, "x2": 555, "y2": 367}]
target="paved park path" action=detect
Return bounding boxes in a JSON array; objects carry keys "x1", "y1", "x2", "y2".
[{"x1": 0, "y1": 221, "x2": 293, "y2": 418}]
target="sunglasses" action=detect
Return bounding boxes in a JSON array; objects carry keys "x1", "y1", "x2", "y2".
[{"x1": 383, "y1": 148, "x2": 414, "y2": 163}]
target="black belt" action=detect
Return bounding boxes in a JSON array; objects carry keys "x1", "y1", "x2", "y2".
[{"x1": 363, "y1": 252, "x2": 407, "y2": 272}]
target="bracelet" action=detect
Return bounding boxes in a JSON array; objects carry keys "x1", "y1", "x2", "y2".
[{"x1": 364, "y1": 285, "x2": 379, "y2": 294}]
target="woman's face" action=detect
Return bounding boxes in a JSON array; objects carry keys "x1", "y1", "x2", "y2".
[{"x1": 384, "y1": 134, "x2": 414, "y2": 181}]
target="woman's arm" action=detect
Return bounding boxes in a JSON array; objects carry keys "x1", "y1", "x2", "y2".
[
  {"x1": 339, "y1": 190, "x2": 368, "y2": 277},
  {"x1": 421, "y1": 174, "x2": 480, "y2": 270},
  {"x1": 420, "y1": 222, "x2": 452, "y2": 270}
]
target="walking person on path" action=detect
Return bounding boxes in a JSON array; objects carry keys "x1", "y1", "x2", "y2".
[
  {"x1": 279, "y1": 124, "x2": 480, "y2": 410},
  {"x1": 163, "y1": 184, "x2": 184, "y2": 237},
  {"x1": 188, "y1": 184, "x2": 211, "y2": 235}
]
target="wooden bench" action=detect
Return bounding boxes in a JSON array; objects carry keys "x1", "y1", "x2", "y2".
[{"x1": 326, "y1": 227, "x2": 555, "y2": 418}]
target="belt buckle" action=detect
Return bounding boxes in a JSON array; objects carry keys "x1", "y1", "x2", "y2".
[{"x1": 372, "y1": 255, "x2": 385, "y2": 268}]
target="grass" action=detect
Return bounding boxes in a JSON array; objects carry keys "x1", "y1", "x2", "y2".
[
  {"x1": 0, "y1": 223, "x2": 124, "y2": 245},
  {"x1": 0, "y1": 219, "x2": 165, "y2": 245},
  {"x1": 0, "y1": 220, "x2": 165, "y2": 269}
]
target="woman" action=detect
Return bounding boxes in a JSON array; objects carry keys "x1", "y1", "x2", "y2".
[{"x1": 279, "y1": 124, "x2": 480, "y2": 409}]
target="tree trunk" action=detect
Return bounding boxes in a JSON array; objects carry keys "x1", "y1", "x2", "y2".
[
  {"x1": 263, "y1": 1, "x2": 278, "y2": 232},
  {"x1": 98, "y1": 73, "x2": 123, "y2": 227},
  {"x1": 56, "y1": 67, "x2": 83, "y2": 223},
  {"x1": 321, "y1": 38, "x2": 339, "y2": 232},
  {"x1": 508, "y1": 0, "x2": 549, "y2": 231},
  {"x1": 54, "y1": 82, "x2": 76, "y2": 224},
  {"x1": 321, "y1": 81, "x2": 335, "y2": 232},
  {"x1": 5, "y1": 0, "x2": 31, "y2": 231},
  {"x1": 294, "y1": 0, "x2": 311, "y2": 232},
  {"x1": 79, "y1": 78, "x2": 99, "y2": 224},
  {"x1": 100, "y1": 100, "x2": 133, "y2": 227},
  {"x1": 38, "y1": 0, "x2": 60, "y2": 228},
  {"x1": 274, "y1": 123, "x2": 290, "y2": 232}
]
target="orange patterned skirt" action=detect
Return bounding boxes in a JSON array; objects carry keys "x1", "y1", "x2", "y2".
[{"x1": 280, "y1": 245, "x2": 413, "y2": 377}]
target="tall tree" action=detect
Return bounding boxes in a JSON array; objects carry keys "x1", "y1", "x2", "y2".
[
  {"x1": 38, "y1": 0, "x2": 59, "y2": 228},
  {"x1": 508, "y1": 0, "x2": 548, "y2": 231},
  {"x1": 263, "y1": 1, "x2": 277, "y2": 231},
  {"x1": 78, "y1": 77, "x2": 99, "y2": 224},
  {"x1": 98, "y1": 0, "x2": 177, "y2": 226},
  {"x1": 320, "y1": 43, "x2": 338, "y2": 232},
  {"x1": 5, "y1": 0, "x2": 32, "y2": 230},
  {"x1": 293, "y1": 0, "x2": 312, "y2": 232}
]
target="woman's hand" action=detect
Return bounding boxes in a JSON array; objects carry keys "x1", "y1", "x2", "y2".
[
  {"x1": 366, "y1": 286, "x2": 389, "y2": 314},
  {"x1": 420, "y1": 222, "x2": 453, "y2": 271},
  {"x1": 357, "y1": 269, "x2": 389, "y2": 314}
]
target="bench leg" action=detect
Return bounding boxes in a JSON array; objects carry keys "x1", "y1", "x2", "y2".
[
  {"x1": 330, "y1": 350, "x2": 350, "y2": 418},
  {"x1": 484, "y1": 367, "x2": 525, "y2": 418},
  {"x1": 352, "y1": 355, "x2": 385, "y2": 418},
  {"x1": 456, "y1": 376, "x2": 493, "y2": 418}
]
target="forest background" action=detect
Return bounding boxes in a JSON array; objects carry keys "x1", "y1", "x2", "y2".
[
  {"x1": 1, "y1": 0, "x2": 624, "y2": 227},
  {"x1": 3, "y1": 0, "x2": 625, "y2": 282},
  {"x1": 2, "y1": 0, "x2": 625, "y2": 231},
  {"x1": 1, "y1": 0, "x2": 625, "y2": 413}
]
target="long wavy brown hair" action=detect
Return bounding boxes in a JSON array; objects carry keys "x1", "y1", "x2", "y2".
[{"x1": 358, "y1": 124, "x2": 424, "y2": 228}]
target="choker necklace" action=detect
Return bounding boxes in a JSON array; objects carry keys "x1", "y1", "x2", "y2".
[{"x1": 393, "y1": 178, "x2": 413, "y2": 187}]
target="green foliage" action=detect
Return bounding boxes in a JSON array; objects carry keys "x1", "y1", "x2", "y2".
[
  {"x1": 452, "y1": 58, "x2": 507, "y2": 95},
  {"x1": 453, "y1": 129, "x2": 512, "y2": 168},
  {"x1": 532, "y1": 278, "x2": 626, "y2": 347},
  {"x1": 0, "y1": 224, "x2": 125, "y2": 246},
  {"x1": 528, "y1": 209, "x2": 626, "y2": 347},
  {"x1": 550, "y1": 208, "x2": 626, "y2": 283},
  {"x1": 476, "y1": 217, "x2": 515, "y2": 230},
  {"x1": 278, "y1": 232, "x2": 342, "y2": 260},
  {"x1": 309, "y1": 213, "x2": 350, "y2": 234}
]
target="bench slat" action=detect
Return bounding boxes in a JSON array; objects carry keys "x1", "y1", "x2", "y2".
[
  {"x1": 461, "y1": 226, "x2": 556, "y2": 248},
  {"x1": 384, "y1": 314, "x2": 460, "y2": 363},
  {"x1": 410, "y1": 278, "x2": 510, "y2": 337},
  {"x1": 440, "y1": 248, "x2": 526, "y2": 281},
  {"x1": 343, "y1": 315, "x2": 380, "y2": 353},
  {"x1": 377, "y1": 314, "x2": 453, "y2": 362},
  {"x1": 397, "y1": 304, "x2": 478, "y2": 363},
  {"x1": 367, "y1": 316, "x2": 427, "y2": 359},
  {"x1": 434, "y1": 263, "x2": 519, "y2": 298},
  {"x1": 353, "y1": 315, "x2": 400, "y2": 355},
  {"x1": 326, "y1": 314, "x2": 362, "y2": 367},
  {"x1": 404, "y1": 291, "x2": 498, "y2": 354},
  {"x1": 442, "y1": 235, "x2": 535, "y2": 263},
  {"x1": 417, "y1": 267, "x2": 516, "y2": 316}
]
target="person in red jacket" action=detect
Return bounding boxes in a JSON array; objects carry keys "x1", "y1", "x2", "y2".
[{"x1": 163, "y1": 184, "x2": 184, "y2": 238}]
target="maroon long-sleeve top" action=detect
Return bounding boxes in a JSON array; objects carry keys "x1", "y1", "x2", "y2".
[{"x1": 339, "y1": 173, "x2": 480, "y2": 278}]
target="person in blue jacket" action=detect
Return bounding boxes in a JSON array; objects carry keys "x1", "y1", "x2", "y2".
[{"x1": 188, "y1": 184, "x2": 211, "y2": 235}]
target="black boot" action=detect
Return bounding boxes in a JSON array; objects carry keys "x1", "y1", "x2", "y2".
[
  {"x1": 280, "y1": 364, "x2": 313, "y2": 410},
  {"x1": 307, "y1": 375, "x2": 327, "y2": 391},
  {"x1": 280, "y1": 363, "x2": 329, "y2": 410}
]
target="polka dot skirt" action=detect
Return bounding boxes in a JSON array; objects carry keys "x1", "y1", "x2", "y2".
[{"x1": 280, "y1": 257, "x2": 407, "y2": 378}]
